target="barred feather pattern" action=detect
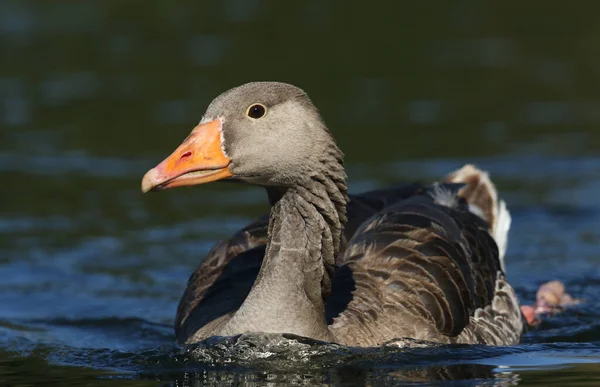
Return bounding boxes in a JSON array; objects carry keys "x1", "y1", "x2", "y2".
[{"x1": 176, "y1": 165, "x2": 523, "y2": 347}]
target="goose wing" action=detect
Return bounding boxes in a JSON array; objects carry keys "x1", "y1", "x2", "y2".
[{"x1": 328, "y1": 166, "x2": 523, "y2": 346}]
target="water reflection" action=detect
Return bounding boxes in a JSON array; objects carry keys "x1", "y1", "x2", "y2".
[
  {"x1": 168, "y1": 334, "x2": 523, "y2": 386},
  {"x1": 155, "y1": 364, "x2": 518, "y2": 387}
]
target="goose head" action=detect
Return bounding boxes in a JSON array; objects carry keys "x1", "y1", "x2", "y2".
[{"x1": 142, "y1": 82, "x2": 342, "y2": 193}]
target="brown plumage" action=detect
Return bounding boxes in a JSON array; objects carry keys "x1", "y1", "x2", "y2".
[{"x1": 142, "y1": 82, "x2": 523, "y2": 347}]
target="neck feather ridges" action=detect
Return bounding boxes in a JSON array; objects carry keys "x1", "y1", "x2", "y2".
[{"x1": 219, "y1": 169, "x2": 348, "y2": 341}]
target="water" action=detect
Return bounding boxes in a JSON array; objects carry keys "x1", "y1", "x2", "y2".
[{"x1": 1, "y1": 1, "x2": 600, "y2": 385}]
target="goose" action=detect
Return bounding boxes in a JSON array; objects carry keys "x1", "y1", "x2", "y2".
[{"x1": 141, "y1": 82, "x2": 524, "y2": 347}]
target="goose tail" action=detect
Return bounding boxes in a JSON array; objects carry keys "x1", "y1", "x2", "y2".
[{"x1": 444, "y1": 164, "x2": 511, "y2": 272}]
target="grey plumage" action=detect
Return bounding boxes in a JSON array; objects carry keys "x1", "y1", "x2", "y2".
[{"x1": 151, "y1": 82, "x2": 524, "y2": 347}]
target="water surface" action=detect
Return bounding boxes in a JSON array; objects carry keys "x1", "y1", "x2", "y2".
[{"x1": 1, "y1": 1, "x2": 600, "y2": 386}]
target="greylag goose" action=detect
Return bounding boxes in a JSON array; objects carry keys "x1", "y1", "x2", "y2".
[{"x1": 142, "y1": 82, "x2": 524, "y2": 347}]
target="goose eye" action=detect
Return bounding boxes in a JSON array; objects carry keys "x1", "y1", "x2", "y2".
[{"x1": 246, "y1": 104, "x2": 266, "y2": 119}]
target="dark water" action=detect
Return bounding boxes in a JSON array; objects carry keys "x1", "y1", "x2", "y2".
[{"x1": 2, "y1": 1, "x2": 600, "y2": 385}]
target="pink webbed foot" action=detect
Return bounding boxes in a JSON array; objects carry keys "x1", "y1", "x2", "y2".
[{"x1": 522, "y1": 280, "x2": 581, "y2": 327}]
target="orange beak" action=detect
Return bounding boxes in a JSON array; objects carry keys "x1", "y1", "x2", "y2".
[{"x1": 141, "y1": 119, "x2": 232, "y2": 193}]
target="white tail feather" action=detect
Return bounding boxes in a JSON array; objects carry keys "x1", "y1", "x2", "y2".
[
  {"x1": 444, "y1": 164, "x2": 511, "y2": 272},
  {"x1": 493, "y1": 200, "x2": 511, "y2": 272}
]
